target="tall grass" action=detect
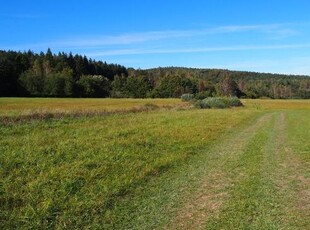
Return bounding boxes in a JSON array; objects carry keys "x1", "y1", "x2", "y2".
[
  {"x1": 0, "y1": 98, "x2": 186, "y2": 117},
  {"x1": 242, "y1": 99, "x2": 310, "y2": 110},
  {"x1": 0, "y1": 98, "x2": 191, "y2": 125}
]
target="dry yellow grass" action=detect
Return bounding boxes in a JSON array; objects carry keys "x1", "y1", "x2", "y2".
[
  {"x1": 242, "y1": 99, "x2": 310, "y2": 110},
  {"x1": 0, "y1": 98, "x2": 185, "y2": 117}
]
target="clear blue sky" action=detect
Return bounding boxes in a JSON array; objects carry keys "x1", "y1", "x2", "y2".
[{"x1": 1, "y1": 0, "x2": 310, "y2": 75}]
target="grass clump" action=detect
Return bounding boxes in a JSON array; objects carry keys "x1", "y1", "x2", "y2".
[
  {"x1": 195, "y1": 97, "x2": 243, "y2": 109},
  {"x1": 143, "y1": 103, "x2": 159, "y2": 110}
]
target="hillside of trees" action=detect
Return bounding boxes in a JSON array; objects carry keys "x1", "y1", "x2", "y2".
[{"x1": 1, "y1": 49, "x2": 310, "y2": 98}]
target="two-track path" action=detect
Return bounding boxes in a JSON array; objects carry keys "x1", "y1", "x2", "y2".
[{"x1": 167, "y1": 112, "x2": 310, "y2": 229}]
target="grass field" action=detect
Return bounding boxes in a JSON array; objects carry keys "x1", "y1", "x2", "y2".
[
  {"x1": 1, "y1": 98, "x2": 310, "y2": 229},
  {"x1": 0, "y1": 98, "x2": 186, "y2": 117}
]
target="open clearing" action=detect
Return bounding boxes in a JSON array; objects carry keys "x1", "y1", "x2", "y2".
[{"x1": 1, "y1": 98, "x2": 310, "y2": 229}]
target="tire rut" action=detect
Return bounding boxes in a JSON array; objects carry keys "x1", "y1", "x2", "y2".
[
  {"x1": 168, "y1": 113, "x2": 274, "y2": 229},
  {"x1": 272, "y1": 112, "x2": 310, "y2": 228}
]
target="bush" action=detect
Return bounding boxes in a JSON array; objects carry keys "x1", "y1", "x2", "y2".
[
  {"x1": 195, "y1": 91, "x2": 212, "y2": 100},
  {"x1": 201, "y1": 97, "x2": 226, "y2": 108},
  {"x1": 181, "y1": 93, "x2": 194, "y2": 101},
  {"x1": 195, "y1": 97, "x2": 243, "y2": 109},
  {"x1": 221, "y1": 97, "x2": 243, "y2": 107}
]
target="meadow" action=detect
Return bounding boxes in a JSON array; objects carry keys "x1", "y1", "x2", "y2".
[{"x1": 0, "y1": 98, "x2": 309, "y2": 229}]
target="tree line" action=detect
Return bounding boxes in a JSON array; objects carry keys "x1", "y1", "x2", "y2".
[
  {"x1": 0, "y1": 49, "x2": 127, "y2": 97},
  {"x1": 1, "y1": 49, "x2": 310, "y2": 98}
]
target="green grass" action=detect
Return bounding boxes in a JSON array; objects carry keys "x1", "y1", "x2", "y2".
[
  {"x1": 1, "y1": 98, "x2": 310, "y2": 229},
  {"x1": 204, "y1": 114, "x2": 282, "y2": 229}
]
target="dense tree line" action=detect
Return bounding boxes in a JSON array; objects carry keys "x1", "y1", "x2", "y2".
[
  {"x1": 0, "y1": 49, "x2": 127, "y2": 97},
  {"x1": 1, "y1": 49, "x2": 310, "y2": 98},
  {"x1": 141, "y1": 67, "x2": 310, "y2": 99}
]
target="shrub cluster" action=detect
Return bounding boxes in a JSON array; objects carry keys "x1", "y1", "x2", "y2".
[{"x1": 194, "y1": 97, "x2": 243, "y2": 109}]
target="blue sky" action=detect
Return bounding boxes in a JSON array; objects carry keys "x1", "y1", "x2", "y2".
[{"x1": 1, "y1": 0, "x2": 310, "y2": 75}]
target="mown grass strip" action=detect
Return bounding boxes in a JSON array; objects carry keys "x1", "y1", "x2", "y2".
[
  {"x1": 167, "y1": 113, "x2": 273, "y2": 229},
  {"x1": 279, "y1": 110, "x2": 310, "y2": 228},
  {"x1": 204, "y1": 113, "x2": 285, "y2": 229}
]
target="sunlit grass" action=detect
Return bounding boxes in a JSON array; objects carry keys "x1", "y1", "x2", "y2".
[
  {"x1": 242, "y1": 99, "x2": 310, "y2": 110},
  {"x1": 1, "y1": 98, "x2": 310, "y2": 228},
  {"x1": 0, "y1": 105, "x2": 256, "y2": 228},
  {"x1": 0, "y1": 98, "x2": 185, "y2": 117}
]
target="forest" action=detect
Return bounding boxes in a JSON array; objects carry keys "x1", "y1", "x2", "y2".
[{"x1": 1, "y1": 49, "x2": 310, "y2": 99}]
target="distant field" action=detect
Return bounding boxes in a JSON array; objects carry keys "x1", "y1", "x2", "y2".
[
  {"x1": 1, "y1": 98, "x2": 310, "y2": 229},
  {"x1": 0, "y1": 98, "x2": 185, "y2": 117},
  {"x1": 242, "y1": 99, "x2": 310, "y2": 110}
]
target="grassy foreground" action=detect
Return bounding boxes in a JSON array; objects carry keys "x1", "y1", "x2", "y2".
[{"x1": 1, "y1": 98, "x2": 310, "y2": 229}]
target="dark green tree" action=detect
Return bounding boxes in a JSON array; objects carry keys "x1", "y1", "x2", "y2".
[
  {"x1": 19, "y1": 70, "x2": 44, "y2": 96},
  {"x1": 111, "y1": 75, "x2": 127, "y2": 98},
  {"x1": 123, "y1": 76, "x2": 152, "y2": 98},
  {"x1": 77, "y1": 75, "x2": 110, "y2": 97},
  {"x1": 44, "y1": 68, "x2": 74, "y2": 97}
]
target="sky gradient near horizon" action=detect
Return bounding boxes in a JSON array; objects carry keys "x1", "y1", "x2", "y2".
[{"x1": 2, "y1": 0, "x2": 310, "y2": 75}]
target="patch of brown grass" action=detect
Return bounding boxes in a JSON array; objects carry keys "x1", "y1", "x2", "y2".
[
  {"x1": 0, "y1": 98, "x2": 187, "y2": 117},
  {"x1": 0, "y1": 101, "x2": 192, "y2": 125}
]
